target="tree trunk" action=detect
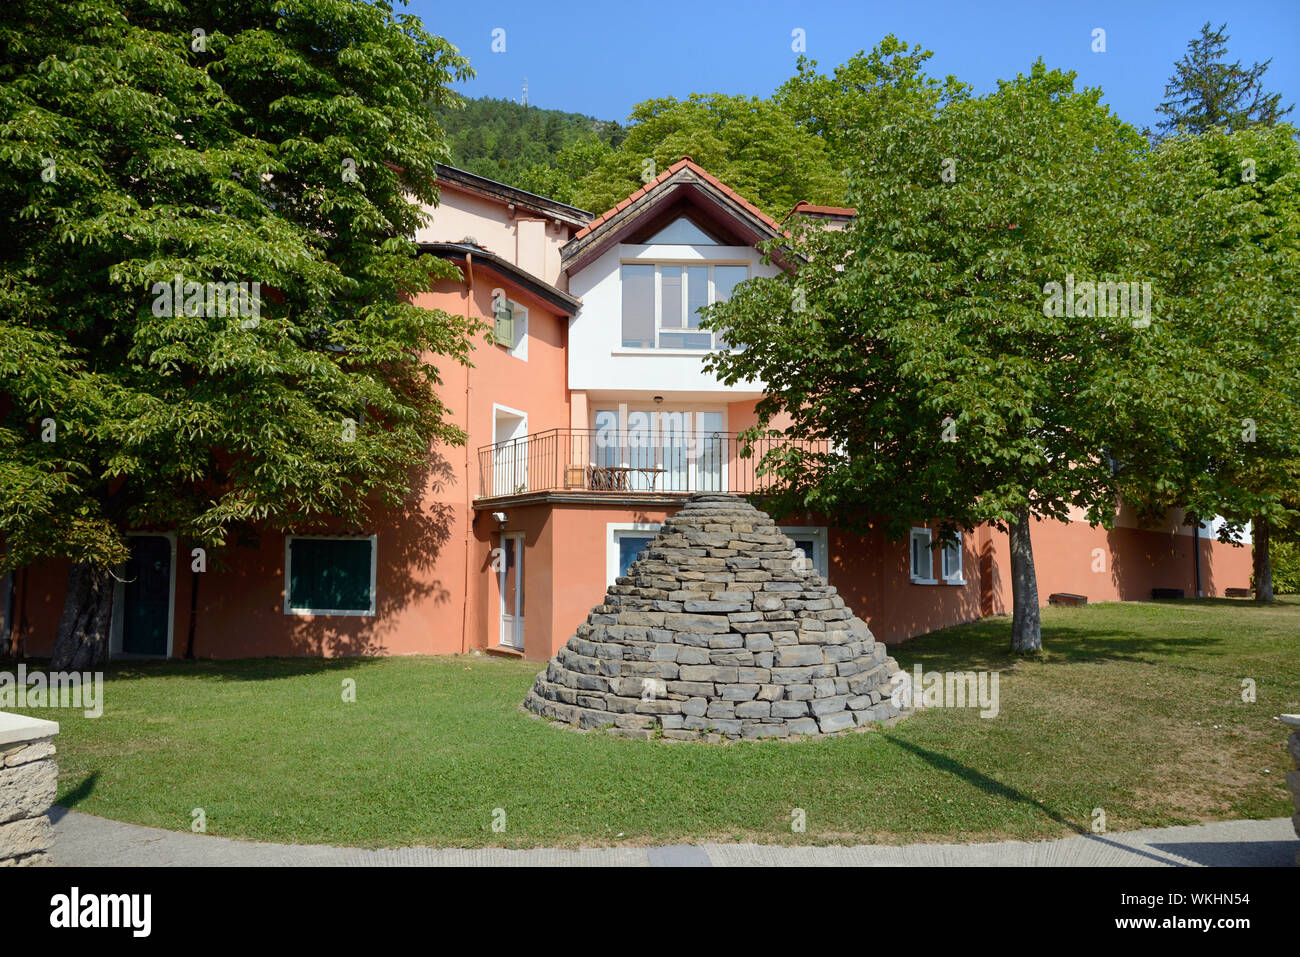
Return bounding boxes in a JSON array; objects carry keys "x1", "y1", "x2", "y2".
[
  {"x1": 1008, "y1": 506, "x2": 1042, "y2": 652},
  {"x1": 50, "y1": 561, "x2": 114, "y2": 670},
  {"x1": 1253, "y1": 515, "x2": 1274, "y2": 603}
]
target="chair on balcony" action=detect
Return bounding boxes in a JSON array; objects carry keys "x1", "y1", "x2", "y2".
[{"x1": 587, "y1": 466, "x2": 631, "y2": 491}]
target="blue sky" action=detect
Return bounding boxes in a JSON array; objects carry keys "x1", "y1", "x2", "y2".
[{"x1": 402, "y1": 0, "x2": 1299, "y2": 132}]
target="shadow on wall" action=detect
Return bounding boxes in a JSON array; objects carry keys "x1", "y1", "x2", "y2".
[
  {"x1": 811, "y1": 518, "x2": 985, "y2": 644},
  {"x1": 1106, "y1": 524, "x2": 1228, "y2": 599},
  {"x1": 276, "y1": 453, "x2": 459, "y2": 657}
]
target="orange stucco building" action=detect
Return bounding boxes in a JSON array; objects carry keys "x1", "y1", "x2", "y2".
[{"x1": 3, "y1": 162, "x2": 1253, "y2": 662}]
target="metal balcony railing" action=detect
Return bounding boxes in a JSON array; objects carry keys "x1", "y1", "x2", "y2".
[{"x1": 475, "y1": 429, "x2": 827, "y2": 500}]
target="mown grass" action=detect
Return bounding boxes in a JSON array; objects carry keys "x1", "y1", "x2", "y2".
[{"x1": 7, "y1": 597, "x2": 1297, "y2": 848}]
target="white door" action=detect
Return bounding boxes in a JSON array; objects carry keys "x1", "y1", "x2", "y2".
[
  {"x1": 499, "y1": 533, "x2": 524, "y2": 649},
  {"x1": 492, "y1": 408, "x2": 528, "y2": 496}
]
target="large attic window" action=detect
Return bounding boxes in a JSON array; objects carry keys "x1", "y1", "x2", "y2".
[{"x1": 644, "y1": 217, "x2": 717, "y2": 245}]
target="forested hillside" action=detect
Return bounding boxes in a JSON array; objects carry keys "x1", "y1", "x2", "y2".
[{"x1": 433, "y1": 96, "x2": 624, "y2": 196}]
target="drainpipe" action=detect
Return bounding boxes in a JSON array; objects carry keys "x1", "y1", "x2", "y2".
[
  {"x1": 1193, "y1": 516, "x2": 1203, "y2": 598},
  {"x1": 460, "y1": 252, "x2": 474, "y2": 655}
]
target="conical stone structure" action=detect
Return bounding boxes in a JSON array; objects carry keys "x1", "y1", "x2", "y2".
[{"x1": 524, "y1": 493, "x2": 907, "y2": 741}]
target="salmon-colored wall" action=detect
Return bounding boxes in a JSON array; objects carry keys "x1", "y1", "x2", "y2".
[
  {"x1": 414, "y1": 183, "x2": 575, "y2": 290},
  {"x1": 11, "y1": 500, "x2": 1255, "y2": 662},
  {"x1": 14, "y1": 263, "x2": 574, "y2": 660},
  {"x1": 1019, "y1": 517, "x2": 1251, "y2": 606}
]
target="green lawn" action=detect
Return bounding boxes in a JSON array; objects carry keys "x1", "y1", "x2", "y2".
[{"x1": 8, "y1": 597, "x2": 1298, "y2": 848}]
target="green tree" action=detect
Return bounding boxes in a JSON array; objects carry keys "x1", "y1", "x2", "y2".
[
  {"x1": 1110, "y1": 126, "x2": 1300, "y2": 602},
  {"x1": 0, "y1": 0, "x2": 476, "y2": 668},
  {"x1": 432, "y1": 95, "x2": 624, "y2": 188},
  {"x1": 775, "y1": 35, "x2": 968, "y2": 175},
  {"x1": 1156, "y1": 22, "x2": 1294, "y2": 137},
  {"x1": 1272, "y1": 537, "x2": 1300, "y2": 594},
  {"x1": 705, "y1": 63, "x2": 1149, "y2": 652},
  {"x1": 514, "y1": 136, "x2": 612, "y2": 207},
  {"x1": 573, "y1": 93, "x2": 845, "y2": 218}
]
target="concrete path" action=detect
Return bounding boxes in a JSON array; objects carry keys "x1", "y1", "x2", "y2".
[{"x1": 49, "y1": 807, "x2": 1296, "y2": 866}]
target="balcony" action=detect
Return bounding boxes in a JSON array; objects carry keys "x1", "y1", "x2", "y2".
[{"x1": 475, "y1": 428, "x2": 826, "y2": 503}]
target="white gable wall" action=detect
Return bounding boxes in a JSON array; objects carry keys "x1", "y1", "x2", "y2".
[{"x1": 567, "y1": 240, "x2": 776, "y2": 395}]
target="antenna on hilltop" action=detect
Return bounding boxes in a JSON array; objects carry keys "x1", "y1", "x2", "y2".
[{"x1": 521, "y1": 77, "x2": 528, "y2": 108}]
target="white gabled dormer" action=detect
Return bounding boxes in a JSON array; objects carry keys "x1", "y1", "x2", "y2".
[{"x1": 562, "y1": 160, "x2": 782, "y2": 396}]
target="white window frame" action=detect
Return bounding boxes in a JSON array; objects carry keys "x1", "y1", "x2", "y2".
[
  {"x1": 941, "y1": 532, "x2": 966, "y2": 585},
  {"x1": 606, "y1": 522, "x2": 662, "y2": 586},
  {"x1": 910, "y1": 527, "x2": 937, "y2": 584},
  {"x1": 621, "y1": 260, "x2": 748, "y2": 351},
  {"x1": 492, "y1": 404, "x2": 529, "y2": 496},
  {"x1": 284, "y1": 534, "x2": 378, "y2": 616},
  {"x1": 780, "y1": 526, "x2": 829, "y2": 579},
  {"x1": 498, "y1": 531, "x2": 525, "y2": 649}
]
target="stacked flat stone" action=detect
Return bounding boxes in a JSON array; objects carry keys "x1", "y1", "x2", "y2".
[{"x1": 524, "y1": 493, "x2": 907, "y2": 741}]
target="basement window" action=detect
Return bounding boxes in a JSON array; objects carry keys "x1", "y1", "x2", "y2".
[{"x1": 285, "y1": 535, "x2": 377, "y2": 616}]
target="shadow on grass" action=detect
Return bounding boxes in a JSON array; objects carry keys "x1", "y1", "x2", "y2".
[
  {"x1": 885, "y1": 736, "x2": 1086, "y2": 835},
  {"x1": 54, "y1": 771, "x2": 98, "y2": 812},
  {"x1": 0, "y1": 656, "x2": 377, "y2": 684},
  {"x1": 890, "y1": 603, "x2": 1251, "y2": 673},
  {"x1": 884, "y1": 737, "x2": 1193, "y2": 864}
]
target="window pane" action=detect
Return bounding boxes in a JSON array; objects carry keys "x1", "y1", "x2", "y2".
[
  {"x1": 595, "y1": 409, "x2": 619, "y2": 468},
  {"x1": 661, "y1": 266, "x2": 682, "y2": 328},
  {"x1": 911, "y1": 534, "x2": 929, "y2": 579},
  {"x1": 618, "y1": 536, "x2": 655, "y2": 577},
  {"x1": 658, "y1": 331, "x2": 712, "y2": 349},
  {"x1": 621, "y1": 264, "x2": 654, "y2": 347},
  {"x1": 686, "y1": 266, "x2": 709, "y2": 328},
  {"x1": 290, "y1": 539, "x2": 372, "y2": 611},
  {"x1": 504, "y1": 538, "x2": 518, "y2": 613},
  {"x1": 713, "y1": 265, "x2": 748, "y2": 302},
  {"x1": 943, "y1": 541, "x2": 961, "y2": 579}
]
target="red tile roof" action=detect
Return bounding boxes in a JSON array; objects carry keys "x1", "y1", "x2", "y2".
[{"x1": 570, "y1": 158, "x2": 785, "y2": 241}]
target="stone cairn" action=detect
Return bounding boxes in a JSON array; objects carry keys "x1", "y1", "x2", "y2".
[{"x1": 524, "y1": 493, "x2": 907, "y2": 741}]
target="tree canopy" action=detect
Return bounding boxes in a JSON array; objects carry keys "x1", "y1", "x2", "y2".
[
  {"x1": 705, "y1": 62, "x2": 1161, "y2": 651},
  {"x1": 565, "y1": 93, "x2": 846, "y2": 219},
  {"x1": 0, "y1": 0, "x2": 477, "y2": 666}
]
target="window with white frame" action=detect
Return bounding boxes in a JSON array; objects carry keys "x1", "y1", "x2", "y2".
[
  {"x1": 493, "y1": 296, "x2": 528, "y2": 359},
  {"x1": 607, "y1": 523, "x2": 662, "y2": 585},
  {"x1": 941, "y1": 532, "x2": 964, "y2": 583},
  {"x1": 285, "y1": 535, "x2": 377, "y2": 615},
  {"x1": 620, "y1": 262, "x2": 747, "y2": 350},
  {"x1": 781, "y1": 526, "x2": 828, "y2": 579},
  {"x1": 909, "y1": 527, "x2": 936, "y2": 583}
]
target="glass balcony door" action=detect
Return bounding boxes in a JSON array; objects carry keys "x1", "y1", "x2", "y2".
[{"x1": 591, "y1": 407, "x2": 724, "y2": 492}]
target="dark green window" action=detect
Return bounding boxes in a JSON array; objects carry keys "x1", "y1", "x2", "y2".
[{"x1": 287, "y1": 537, "x2": 375, "y2": 614}]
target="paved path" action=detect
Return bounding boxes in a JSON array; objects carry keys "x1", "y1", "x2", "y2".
[{"x1": 49, "y1": 808, "x2": 1296, "y2": 866}]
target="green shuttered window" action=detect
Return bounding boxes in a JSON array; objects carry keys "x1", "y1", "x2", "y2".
[
  {"x1": 287, "y1": 537, "x2": 375, "y2": 615},
  {"x1": 493, "y1": 297, "x2": 515, "y2": 347}
]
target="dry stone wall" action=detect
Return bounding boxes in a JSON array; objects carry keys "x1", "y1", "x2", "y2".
[
  {"x1": 0, "y1": 713, "x2": 59, "y2": 866},
  {"x1": 525, "y1": 493, "x2": 907, "y2": 741}
]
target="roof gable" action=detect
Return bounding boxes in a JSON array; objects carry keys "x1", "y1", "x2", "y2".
[
  {"x1": 434, "y1": 164, "x2": 592, "y2": 229},
  {"x1": 643, "y1": 215, "x2": 719, "y2": 245},
  {"x1": 561, "y1": 159, "x2": 785, "y2": 275}
]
